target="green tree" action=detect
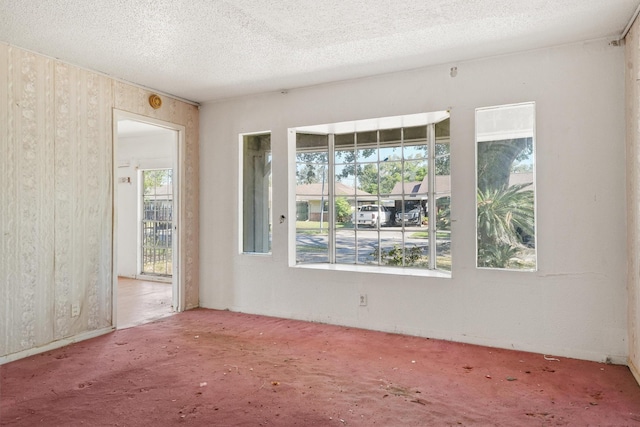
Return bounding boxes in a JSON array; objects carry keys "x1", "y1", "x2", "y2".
[
  {"x1": 297, "y1": 162, "x2": 326, "y2": 185},
  {"x1": 334, "y1": 197, "x2": 352, "y2": 223},
  {"x1": 476, "y1": 135, "x2": 534, "y2": 268},
  {"x1": 143, "y1": 169, "x2": 171, "y2": 194},
  {"x1": 477, "y1": 183, "x2": 535, "y2": 268},
  {"x1": 435, "y1": 142, "x2": 450, "y2": 175},
  {"x1": 334, "y1": 148, "x2": 376, "y2": 183},
  {"x1": 358, "y1": 164, "x2": 380, "y2": 194},
  {"x1": 477, "y1": 138, "x2": 532, "y2": 192},
  {"x1": 357, "y1": 160, "x2": 427, "y2": 195},
  {"x1": 370, "y1": 244, "x2": 424, "y2": 267}
]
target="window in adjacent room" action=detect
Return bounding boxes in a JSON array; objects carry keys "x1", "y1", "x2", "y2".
[
  {"x1": 476, "y1": 102, "x2": 536, "y2": 270},
  {"x1": 242, "y1": 133, "x2": 272, "y2": 254},
  {"x1": 141, "y1": 168, "x2": 173, "y2": 276},
  {"x1": 294, "y1": 111, "x2": 451, "y2": 273}
]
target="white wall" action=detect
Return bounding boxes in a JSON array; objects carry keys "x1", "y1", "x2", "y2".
[
  {"x1": 116, "y1": 131, "x2": 175, "y2": 278},
  {"x1": 199, "y1": 39, "x2": 628, "y2": 363},
  {"x1": 626, "y1": 18, "x2": 640, "y2": 382}
]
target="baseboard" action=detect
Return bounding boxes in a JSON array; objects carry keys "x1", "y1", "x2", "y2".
[{"x1": 0, "y1": 327, "x2": 115, "y2": 365}]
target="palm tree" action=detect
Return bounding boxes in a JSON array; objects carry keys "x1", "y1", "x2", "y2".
[{"x1": 477, "y1": 183, "x2": 534, "y2": 268}]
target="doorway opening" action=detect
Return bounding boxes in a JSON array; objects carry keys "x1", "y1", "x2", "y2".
[{"x1": 113, "y1": 111, "x2": 184, "y2": 329}]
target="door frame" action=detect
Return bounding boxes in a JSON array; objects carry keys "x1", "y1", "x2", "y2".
[{"x1": 112, "y1": 110, "x2": 186, "y2": 326}]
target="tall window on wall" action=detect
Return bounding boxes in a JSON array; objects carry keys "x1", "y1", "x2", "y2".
[
  {"x1": 242, "y1": 133, "x2": 272, "y2": 254},
  {"x1": 476, "y1": 102, "x2": 536, "y2": 270},
  {"x1": 294, "y1": 112, "x2": 451, "y2": 273}
]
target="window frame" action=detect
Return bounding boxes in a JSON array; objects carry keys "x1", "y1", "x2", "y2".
[
  {"x1": 240, "y1": 131, "x2": 273, "y2": 255},
  {"x1": 475, "y1": 102, "x2": 537, "y2": 271},
  {"x1": 291, "y1": 112, "x2": 451, "y2": 276}
]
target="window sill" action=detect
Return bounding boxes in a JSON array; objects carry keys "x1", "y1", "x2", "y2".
[{"x1": 293, "y1": 263, "x2": 451, "y2": 278}]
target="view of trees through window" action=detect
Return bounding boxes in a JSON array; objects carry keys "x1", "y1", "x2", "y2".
[
  {"x1": 476, "y1": 103, "x2": 536, "y2": 270},
  {"x1": 295, "y1": 112, "x2": 451, "y2": 271},
  {"x1": 141, "y1": 169, "x2": 173, "y2": 276}
]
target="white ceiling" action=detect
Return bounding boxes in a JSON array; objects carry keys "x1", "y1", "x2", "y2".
[{"x1": 0, "y1": 0, "x2": 638, "y2": 104}]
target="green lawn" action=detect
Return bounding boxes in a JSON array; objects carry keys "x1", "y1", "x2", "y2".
[
  {"x1": 296, "y1": 221, "x2": 353, "y2": 233},
  {"x1": 409, "y1": 231, "x2": 451, "y2": 240}
]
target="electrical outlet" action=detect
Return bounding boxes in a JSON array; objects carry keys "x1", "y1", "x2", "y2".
[
  {"x1": 359, "y1": 294, "x2": 367, "y2": 306},
  {"x1": 71, "y1": 303, "x2": 80, "y2": 317}
]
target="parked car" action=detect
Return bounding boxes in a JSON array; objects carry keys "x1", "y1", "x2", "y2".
[
  {"x1": 356, "y1": 205, "x2": 392, "y2": 227},
  {"x1": 395, "y1": 206, "x2": 423, "y2": 226}
]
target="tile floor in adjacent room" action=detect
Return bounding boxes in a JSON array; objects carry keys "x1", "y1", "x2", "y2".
[{"x1": 117, "y1": 276, "x2": 174, "y2": 329}]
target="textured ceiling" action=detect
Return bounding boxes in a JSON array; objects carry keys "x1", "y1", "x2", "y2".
[{"x1": 0, "y1": 0, "x2": 638, "y2": 103}]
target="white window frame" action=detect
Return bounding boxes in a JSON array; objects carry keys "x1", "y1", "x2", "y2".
[
  {"x1": 240, "y1": 131, "x2": 272, "y2": 255},
  {"x1": 290, "y1": 112, "x2": 451, "y2": 277},
  {"x1": 475, "y1": 102, "x2": 537, "y2": 271}
]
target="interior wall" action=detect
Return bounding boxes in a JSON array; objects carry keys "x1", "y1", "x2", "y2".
[
  {"x1": 114, "y1": 84, "x2": 200, "y2": 311},
  {"x1": 0, "y1": 43, "x2": 199, "y2": 361},
  {"x1": 116, "y1": 131, "x2": 175, "y2": 278},
  {"x1": 626, "y1": 18, "x2": 640, "y2": 382},
  {"x1": 199, "y1": 39, "x2": 628, "y2": 363}
]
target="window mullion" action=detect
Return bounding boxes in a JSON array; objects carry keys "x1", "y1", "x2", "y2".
[
  {"x1": 400, "y1": 128, "x2": 406, "y2": 267},
  {"x1": 353, "y1": 132, "x2": 359, "y2": 264},
  {"x1": 376, "y1": 130, "x2": 382, "y2": 266},
  {"x1": 427, "y1": 124, "x2": 436, "y2": 270},
  {"x1": 328, "y1": 134, "x2": 336, "y2": 264}
]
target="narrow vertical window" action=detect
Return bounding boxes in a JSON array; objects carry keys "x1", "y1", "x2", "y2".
[
  {"x1": 242, "y1": 133, "x2": 272, "y2": 254},
  {"x1": 476, "y1": 103, "x2": 536, "y2": 270}
]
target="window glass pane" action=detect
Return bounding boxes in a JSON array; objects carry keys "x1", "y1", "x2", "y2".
[
  {"x1": 380, "y1": 128, "x2": 401, "y2": 144},
  {"x1": 296, "y1": 227, "x2": 329, "y2": 264},
  {"x1": 297, "y1": 134, "x2": 328, "y2": 165},
  {"x1": 435, "y1": 119, "x2": 451, "y2": 176},
  {"x1": 335, "y1": 133, "x2": 355, "y2": 164},
  {"x1": 334, "y1": 196, "x2": 354, "y2": 227},
  {"x1": 297, "y1": 133, "x2": 328, "y2": 151},
  {"x1": 242, "y1": 134, "x2": 271, "y2": 254},
  {"x1": 378, "y1": 232, "x2": 404, "y2": 266},
  {"x1": 355, "y1": 204, "x2": 391, "y2": 229},
  {"x1": 476, "y1": 103, "x2": 536, "y2": 270},
  {"x1": 396, "y1": 200, "x2": 425, "y2": 228},
  {"x1": 379, "y1": 145, "x2": 401, "y2": 162},
  {"x1": 357, "y1": 231, "x2": 379, "y2": 265},
  {"x1": 141, "y1": 169, "x2": 173, "y2": 275},
  {"x1": 335, "y1": 165, "x2": 356, "y2": 193},
  {"x1": 379, "y1": 161, "x2": 402, "y2": 196},
  {"x1": 297, "y1": 164, "x2": 328, "y2": 193},
  {"x1": 404, "y1": 125, "x2": 427, "y2": 142},
  {"x1": 403, "y1": 159, "x2": 428, "y2": 187},
  {"x1": 335, "y1": 230, "x2": 356, "y2": 264},
  {"x1": 405, "y1": 238, "x2": 429, "y2": 268},
  {"x1": 293, "y1": 110, "x2": 451, "y2": 273},
  {"x1": 404, "y1": 142, "x2": 428, "y2": 160},
  {"x1": 357, "y1": 163, "x2": 379, "y2": 195},
  {"x1": 356, "y1": 131, "x2": 378, "y2": 162},
  {"x1": 436, "y1": 229, "x2": 452, "y2": 271},
  {"x1": 434, "y1": 118, "x2": 452, "y2": 270}
]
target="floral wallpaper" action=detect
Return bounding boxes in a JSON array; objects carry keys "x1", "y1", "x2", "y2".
[{"x1": 0, "y1": 43, "x2": 199, "y2": 359}]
